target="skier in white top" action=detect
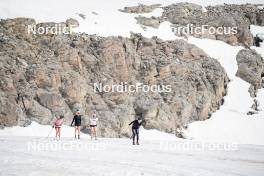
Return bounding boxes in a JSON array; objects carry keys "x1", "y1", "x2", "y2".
[{"x1": 90, "y1": 112, "x2": 98, "y2": 140}]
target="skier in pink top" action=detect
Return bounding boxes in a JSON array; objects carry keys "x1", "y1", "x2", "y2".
[{"x1": 53, "y1": 115, "x2": 64, "y2": 140}]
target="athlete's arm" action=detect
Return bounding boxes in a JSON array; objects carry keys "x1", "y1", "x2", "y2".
[
  {"x1": 71, "y1": 117, "x2": 75, "y2": 126},
  {"x1": 129, "y1": 120, "x2": 135, "y2": 125}
]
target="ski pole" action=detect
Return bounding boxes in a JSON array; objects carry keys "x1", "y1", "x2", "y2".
[
  {"x1": 46, "y1": 113, "x2": 57, "y2": 139},
  {"x1": 46, "y1": 126, "x2": 54, "y2": 138}
]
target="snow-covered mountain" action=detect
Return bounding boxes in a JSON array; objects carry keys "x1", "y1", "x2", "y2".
[
  {"x1": 1, "y1": 0, "x2": 264, "y2": 144},
  {"x1": 0, "y1": 0, "x2": 264, "y2": 175}
]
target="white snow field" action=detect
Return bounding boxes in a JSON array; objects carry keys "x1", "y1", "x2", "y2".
[
  {"x1": 0, "y1": 122, "x2": 264, "y2": 176},
  {"x1": 1, "y1": 0, "x2": 264, "y2": 175},
  {"x1": 1, "y1": 135, "x2": 264, "y2": 176},
  {"x1": 0, "y1": 122, "x2": 89, "y2": 138}
]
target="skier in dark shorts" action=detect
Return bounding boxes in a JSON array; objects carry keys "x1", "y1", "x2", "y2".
[
  {"x1": 90, "y1": 112, "x2": 98, "y2": 140},
  {"x1": 71, "y1": 110, "x2": 82, "y2": 139},
  {"x1": 129, "y1": 119, "x2": 143, "y2": 145}
]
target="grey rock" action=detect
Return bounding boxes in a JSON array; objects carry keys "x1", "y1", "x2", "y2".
[
  {"x1": 66, "y1": 18, "x2": 79, "y2": 28},
  {"x1": 0, "y1": 18, "x2": 229, "y2": 137},
  {"x1": 248, "y1": 85, "x2": 257, "y2": 98},
  {"x1": 135, "y1": 16, "x2": 160, "y2": 28},
  {"x1": 120, "y1": 4, "x2": 161, "y2": 14},
  {"x1": 133, "y1": 3, "x2": 263, "y2": 46},
  {"x1": 247, "y1": 110, "x2": 258, "y2": 115},
  {"x1": 76, "y1": 13, "x2": 86, "y2": 19},
  {"x1": 236, "y1": 49, "x2": 264, "y2": 89}
]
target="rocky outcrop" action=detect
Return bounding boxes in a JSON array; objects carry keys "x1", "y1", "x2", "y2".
[
  {"x1": 135, "y1": 16, "x2": 161, "y2": 28},
  {"x1": 236, "y1": 49, "x2": 264, "y2": 89},
  {"x1": 120, "y1": 4, "x2": 161, "y2": 13},
  {"x1": 131, "y1": 3, "x2": 264, "y2": 47},
  {"x1": 66, "y1": 18, "x2": 79, "y2": 27},
  {"x1": 0, "y1": 18, "x2": 228, "y2": 137},
  {"x1": 236, "y1": 49, "x2": 264, "y2": 115}
]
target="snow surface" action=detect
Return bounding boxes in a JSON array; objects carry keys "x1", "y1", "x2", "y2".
[
  {"x1": 0, "y1": 121, "x2": 178, "y2": 141},
  {"x1": 0, "y1": 0, "x2": 263, "y2": 37},
  {"x1": 1, "y1": 0, "x2": 264, "y2": 175},
  {"x1": 1, "y1": 136, "x2": 264, "y2": 176},
  {"x1": 183, "y1": 37, "x2": 264, "y2": 145},
  {"x1": 0, "y1": 0, "x2": 263, "y2": 144},
  {"x1": 0, "y1": 0, "x2": 263, "y2": 156},
  {"x1": 181, "y1": 25, "x2": 264, "y2": 145},
  {"x1": 0, "y1": 122, "x2": 90, "y2": 138}
]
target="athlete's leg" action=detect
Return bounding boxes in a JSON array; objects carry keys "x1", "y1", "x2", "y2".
[
  {"x1": 91, "y1": 127, "x2": 95, "y2": 139},
  {"x1": 132, "y1": 129, "x2": 136, "y2": 145},
  {"x1": 91, "y1": 127, "x2": 94, "y2": 137},
  {"x1": 74, "y1": 126, "x2": 77, "y2": 138},
  {"x1": 77, "y1": 126, "x2": 80, "y2": 139},
  {"x1": 77, "y1": 126, "x2": 81, "y2": 135},
  {"x1": 94, "y1": 127, "x2": 97, "y2": 139},
  {"x1": 58, "y1": 128, "x2": 61, "y2": 139},
  {"x1": 55, "y1": 128, "x2": 58, "y2": 139},
  {"x1": 136, "y1": 129, "x2": 139, "y2": 145}
]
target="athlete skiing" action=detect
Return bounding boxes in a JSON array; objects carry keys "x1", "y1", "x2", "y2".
[
  {"x1": 129, "y1": 118, "x2": 143, "y2": 145},
  {"x1": 71, "y1": 110, "x2": 82, "y2": 139},
  {"x1": 90, "y1": 112, "x2": 98, "y2": 140},
  {"x1": 53, "y1": 115, "x2": 64, "y2": 140}
]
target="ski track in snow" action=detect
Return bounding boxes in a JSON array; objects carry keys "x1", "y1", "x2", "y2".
[{"x1": 1, "y1": 136, "x2": 264, "y2": 176}]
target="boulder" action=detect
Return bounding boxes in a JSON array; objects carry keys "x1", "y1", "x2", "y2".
[{"x1": 236, "y1": 49, "x2": 264, "y2": 88}]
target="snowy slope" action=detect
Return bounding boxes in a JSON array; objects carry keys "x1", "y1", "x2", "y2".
[
  {"x1": 0, "y1": 122, "x2": 90, "y2": 138},
  {"x1": 0, "y1": 0, "x2": 264, "y2": 145},
  {"x1": 0, "y1": 0, "x2": 263, "y2": 37},
  {"x1": 183, "y1": 37, "x2": 264, "y2": 145},
  {"x1": 1, "y1": 1, "x2": 264, "y2": 175},
  {"x1": 182, "y1": 26, "x2": 264, "y2": 145}
]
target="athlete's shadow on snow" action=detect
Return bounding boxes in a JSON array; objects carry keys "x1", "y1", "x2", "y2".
[{"x1": 81, "y1": 126, "x2": 91, "y2": 135}]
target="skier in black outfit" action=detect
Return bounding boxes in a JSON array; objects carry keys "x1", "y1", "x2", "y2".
[
  {"x1": 129, "y1": 119, "x2": 143, "y2": 145},
  {"x1": 71, "y1": 110, "x2": 82, "y2": 139}
]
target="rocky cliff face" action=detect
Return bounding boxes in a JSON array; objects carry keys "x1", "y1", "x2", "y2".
[
  {"x1": 0, "y1": 18, "x2": 228, "y2": 137},
  {"x1": 123, "y1": 3, "x2": 264, "y2": 47}
]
